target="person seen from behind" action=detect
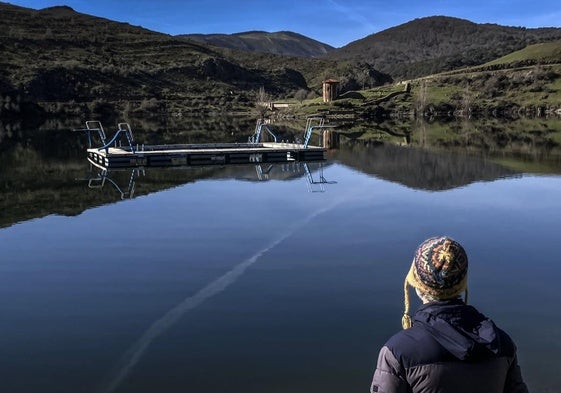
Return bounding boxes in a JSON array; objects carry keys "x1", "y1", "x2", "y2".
[{"x1": 370, "y1": 236, "x2": 529, "y2": 393}]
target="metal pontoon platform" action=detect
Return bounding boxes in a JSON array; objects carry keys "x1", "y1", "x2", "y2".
[
  {"x1": 87, "y1": 142, "x2": 326, "y2": 168},
  {"x1": 75, "y1": 119, "x2": 329, "y2": 169}
]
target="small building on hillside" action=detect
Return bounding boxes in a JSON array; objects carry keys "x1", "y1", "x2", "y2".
[{"x1": 322, "y1": 79, "x2": 339, "y2": 103}]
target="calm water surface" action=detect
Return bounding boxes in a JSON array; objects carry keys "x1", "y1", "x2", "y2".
[{"x1": 1, "y1": 122, "x2": 561, "y2": 393}]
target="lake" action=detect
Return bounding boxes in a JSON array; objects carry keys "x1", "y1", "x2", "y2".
[{"x1": 1, "y1": 117, "x2": 561, "y2": 393}]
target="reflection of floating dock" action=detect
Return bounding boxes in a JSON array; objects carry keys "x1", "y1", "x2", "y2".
[
  {"x1": 76, "y1": 120, "x2": 328, "y2": 169},
  {"x1": 87, "y1": 142, "x2": 325, "y2": 168}
]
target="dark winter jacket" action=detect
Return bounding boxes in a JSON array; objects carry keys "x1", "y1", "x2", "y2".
[{"x1": 370, "y1": 299, "x2": 528, "y2": 393}]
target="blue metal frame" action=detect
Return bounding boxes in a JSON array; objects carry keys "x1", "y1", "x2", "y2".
[
  {"x1": 303, "y1": 117, "x2": 336, "y2": 148},
  {"x1": 73, "y1": 121, "x2": 136, "y2": 152},
  {"x1": 97, "y1": 123, "x2": 135, "y2": 153},
  {"x1": 248, "y1": 119, "x2": 277, "y2": 144}
]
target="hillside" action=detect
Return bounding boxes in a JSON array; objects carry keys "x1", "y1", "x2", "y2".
[
  {"x1": 296, "y1": 38, "x2": 561, "y2": 122},
  {"x1": 327, "y1": 16, "x2": 561, "y2": 80},
  {"x1": 0, "y1": 3, "x2": 299, "y2": 117},
  {"x1": 0, "y1": 2, "x2": 391, "y2": 122},
  {"x1": 484, "y1": 41, "x2": 561, "y2": 66},
  {"x1": 179, "y1": 31, "x2": 334, "y2": 58}
]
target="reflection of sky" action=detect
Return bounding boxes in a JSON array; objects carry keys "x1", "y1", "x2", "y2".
[{"x1": 0, "y1": 165, "x2": 560, "y2": 392}]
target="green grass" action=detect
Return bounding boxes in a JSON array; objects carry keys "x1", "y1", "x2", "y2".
[{"x1": 485, "y1": 41, "x2": 561, "y2": 66}]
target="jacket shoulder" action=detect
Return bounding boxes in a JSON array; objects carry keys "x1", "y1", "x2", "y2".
[{"x1": 385, "y1": 325, "x2": 456, "y2": 368}]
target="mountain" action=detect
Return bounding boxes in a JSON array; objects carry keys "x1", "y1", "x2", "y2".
[
  {"x1": 0, "y1": 2, "x2": 390, "y2": 121},
  {"x1": 0, "y1": 2, "x2": 265, "y2": 113},
  {"x1": 179, "y1": 31, "x2": 335, "y2": 58},
  {"x1": 327, "y1": 16, "x2": 561, "y2": 79}
]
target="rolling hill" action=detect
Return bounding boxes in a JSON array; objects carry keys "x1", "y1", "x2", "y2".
[
  {"x1": 0, "y1": 2, "x2": 390, "y2": 121},
  {"x1": 326, "y1": 16, "x2": 561, "y2": 79},
  {"x1": 3, "y1": 2, "x2": 560, "y2": 124},
  {"x1": 179, "y1": 31, "x2": 334, "y2": 58}
]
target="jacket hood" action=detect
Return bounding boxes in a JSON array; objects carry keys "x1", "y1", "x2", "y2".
[{"x1": 414, "y1": 299, "x2": 501, "y2": 361}]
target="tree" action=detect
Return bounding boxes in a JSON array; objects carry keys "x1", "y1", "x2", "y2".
[
  {"x1": 255, "y1": 86, "x2": 270, "y2": 118},
  {"x1": 294, "y1": 89, "x2": 308, "y2": 103}
]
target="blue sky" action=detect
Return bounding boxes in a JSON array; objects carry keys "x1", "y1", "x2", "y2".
[{"x1": 6, "y1": 0, "x2": 561, "y2": 47}]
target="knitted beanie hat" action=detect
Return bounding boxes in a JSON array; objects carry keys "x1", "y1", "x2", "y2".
[{"x1": 402, "y1": 236, "x2": 469, "y2": 329}]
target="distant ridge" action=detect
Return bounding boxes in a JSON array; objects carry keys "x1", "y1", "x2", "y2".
[
  {"x1": 0, "y1": 1, "x2": 392, "y2": 120},
  {"x1": 327, "y1": 16, "x2": 561, "y2": 79},
  {"x1": 179, "y1": 31, "x2": 335, "y2": 58}
]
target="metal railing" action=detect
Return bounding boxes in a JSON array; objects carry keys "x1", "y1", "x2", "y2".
[
  {"x1": 248, "y1": 119, "x2": 277, "y2": 144},
  {"x1": 303, "y1": 117, "x2": 336, "y2": 148},
  {"x1": 73, "y1": 121, "x2": 136, "y2": 153},
  {"x1": 97, "y1": 122, "x2": 135, "y2": 153},
  {"x1": 72, "y1": 120, "x2": 107, "y2": 148}
]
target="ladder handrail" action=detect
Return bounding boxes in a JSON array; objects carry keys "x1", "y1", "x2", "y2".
[
  {"x1": 72, "y1": 120, "x2": 107, "y2": 148},
  {"x1": 249, "y1": 119, "x2": 277, "y2": 144},
  {"x1": 97, "y1": 122, "x2": 135, "y2": 153},
  {"x1": 74, "y1": 121, "x2": 136, "y2": 152},
  {"x1": 86, "y1": 121, "x2": 107, "y2": 142},
  {"x1": 303, "y1": 117, "x2": 336, "y2": 148}
]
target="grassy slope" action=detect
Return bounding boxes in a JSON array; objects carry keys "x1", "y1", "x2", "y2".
[
  {"x1": 306, "y1": 41, "x2": 561, "y2": 118},
  {"x1": 485, "y1": 41, "x2": 561, "y2": 66},
  {"x1": 419, "y1": 41, "x2": 561, "y2": 110}
]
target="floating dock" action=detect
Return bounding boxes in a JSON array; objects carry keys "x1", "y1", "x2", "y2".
[
  {"x1": 75, "y1": 119, "x2": 329, "y2": 169},
  {"x1": 87, "y1": 142, "x2": 325, "y2": 168}
]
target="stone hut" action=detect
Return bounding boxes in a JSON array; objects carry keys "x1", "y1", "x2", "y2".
[{"x1": 322, "y1": 79, "x2": 339, "y2": 103}]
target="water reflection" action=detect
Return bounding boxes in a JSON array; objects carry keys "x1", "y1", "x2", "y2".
[
  {"x1": 2, "y1": 117, "x2": 561, "y2": 393},
  {"x1": 331, "y1": 142, "x2": 520, "y2": 191},
  {"x1": 84, "y1": 166, "x2": 141, "y2": 200},
  {"x1": 2, "y1": 116, "x2": 561, "y2": 228},
  {"x1": 327, "y1": 117, "x2": 561, "y2": 173},
  {"x1": 82, "y1": 162, "x2": 336, "y2": 202}
]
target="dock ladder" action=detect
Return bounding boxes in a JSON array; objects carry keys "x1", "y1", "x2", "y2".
[
  {"x1": 73, "y1": 121, "x2": 136, "y2": 153},
  {"x1": 303, "y1": 117, "x2": 336, "y2": 148},
  {"x1": 97, "y1": 123, "x2": 136, "y2": 153},
  {"x1": 72, "y1": 120, "x2": 107, "y2": 148},
  {"x1": 248, "y1": 119, "x2": 277, "y2": 144}
]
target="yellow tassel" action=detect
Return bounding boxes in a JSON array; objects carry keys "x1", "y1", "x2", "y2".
[
  {"x1": 402, "y1": 313, "x2": 412, "y2": 329},
  {"x1": 402, "y1": 278, "x2": 412, "y2": 329}
]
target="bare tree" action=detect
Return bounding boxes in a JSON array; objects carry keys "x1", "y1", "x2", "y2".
[
  {"x1": 294, "y1": 89, "x2": 308, "y2": 103},
  {"x1": 415, "y1": 80, "x2": 429, "y2": 116},
  {"x1": 255, "y1": 86, "x2": 270, "y2": 118}
]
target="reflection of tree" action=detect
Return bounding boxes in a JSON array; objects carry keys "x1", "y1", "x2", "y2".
[
  {"x1": 409, "y1": 120, "x2": 561, "y2": 161},
  {"x1": 415, "y1": 80, "x2": 429, "y2": 116},
  {"x1": 333, "y1": 142, "x2": 518, "y2": 191},
  {"x1": 0, "y1": 145, "x2": 330, "y2": 228}
]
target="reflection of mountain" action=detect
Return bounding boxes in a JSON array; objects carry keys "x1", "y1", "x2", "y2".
[
  {"x1": 0, "y1": 157, "x2": 330, "y2": 229},
  {"x1": 331, "y1": 143, "x2": 519, "y2": 191}
]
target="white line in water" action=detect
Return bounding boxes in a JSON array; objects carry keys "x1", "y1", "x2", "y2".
[{"x1": 97, "y1": 201, "x2": 340, "y2": 393}]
